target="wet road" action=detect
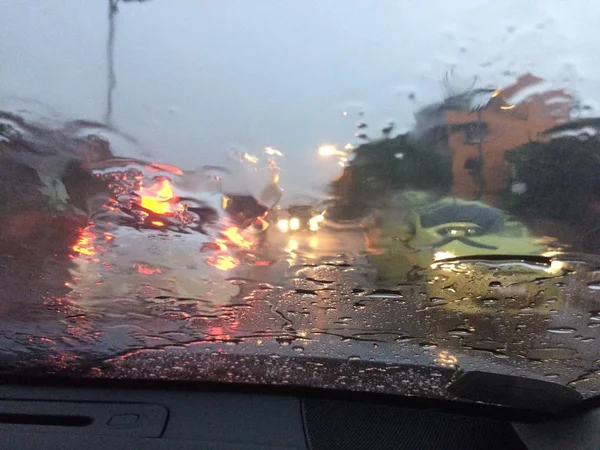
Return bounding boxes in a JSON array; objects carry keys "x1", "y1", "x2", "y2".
[{"x1": 3, "y1": 224, "x2": 600, "y2": 398}]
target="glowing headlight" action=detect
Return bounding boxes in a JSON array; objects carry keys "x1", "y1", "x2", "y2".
[
  {"x1": 277, "y1": 219, "x2": 289, "y2": 232},
  {"x1": 308, "y1": 214, "x2": 324, "y2": 231},
  {"x1": 289, "y1": 217, "x2": 300, "y2": 231},
  {"x1": 547, "y1": 260, "x2": 565, "y2": 274},
  {"x1": 434, "y1": 251, "x2": 455, "y2": 262}
]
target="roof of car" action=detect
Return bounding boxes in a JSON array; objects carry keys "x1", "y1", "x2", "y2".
[{"x1": 419, "y1": 202, "x2": 505, "y2": 231}]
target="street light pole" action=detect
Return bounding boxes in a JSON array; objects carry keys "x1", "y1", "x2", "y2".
[{"x1": 105, "y1": 0, "x2": 119, "y2": 126}]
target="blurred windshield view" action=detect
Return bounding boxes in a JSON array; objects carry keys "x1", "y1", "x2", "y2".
[{"x1": 3, "y1": 0, "x2": 600, "y2": 406}]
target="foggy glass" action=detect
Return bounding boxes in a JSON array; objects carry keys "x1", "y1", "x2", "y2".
[{"x1": 2, "y1": 0, "x2": 600, "y2": 403}]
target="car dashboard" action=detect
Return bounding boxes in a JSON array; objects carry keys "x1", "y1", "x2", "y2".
[{"x1": 0, "y1": 379, "x2": 597, "y2": 449}]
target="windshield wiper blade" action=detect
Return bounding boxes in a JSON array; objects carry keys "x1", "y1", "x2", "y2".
[
  {"x1": 434, "y1": 254, "x2": 552, "y2": 265},
  {"x1": 432, "y1": 236, "x2": 499, "y2": 250},
  {"x1": 448, "y1": 371, "x2": 583, "y2": 414}
]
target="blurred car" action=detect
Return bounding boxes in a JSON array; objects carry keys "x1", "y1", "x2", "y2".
[
  {"x1": 364, "y1": 196, "x2": 558, "y2": 277},
  {"x1": 0, "y1": 122, "x2": 113, "y2": 255},
  {"x1": 363, "y1": 196, "x2": 565, "y2": 314},
  {"x1": 276, "y1": 204, "x2": 325, "y2": 233},
  {"x1": 221, "y1": 194, "x2": 269, "y2": 229}
]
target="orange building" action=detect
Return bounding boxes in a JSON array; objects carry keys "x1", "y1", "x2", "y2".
[{"x1": 415, "y1": 73, "x2": 572, "y2": 205}]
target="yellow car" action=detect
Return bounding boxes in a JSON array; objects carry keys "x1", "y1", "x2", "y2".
[{"x1": 364, "y1": 195, "x2": 564, "y2": 314}]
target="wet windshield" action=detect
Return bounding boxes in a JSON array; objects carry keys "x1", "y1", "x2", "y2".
[{"x1": 3, "y1": 0, "x2": 600, "y2": 408}]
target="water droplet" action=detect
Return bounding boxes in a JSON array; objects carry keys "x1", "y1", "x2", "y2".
[
  {"x1": 480, "y1": 297, "x2": 499, "y2": 307},
  {"x1": 447, "y1": 327, "x2": 475, "y2": 337},
  {"x1": 335, "y1": 317, "x2": 352, "y2": 324},
  {"x1": 429, "y1": 297, "x2": 446, "y2": 305},
  {"x1": 295, "y1": 288, "x2": 317, "y2": 295},
  {"x1": 364, "y1": 289, "x2": 403, "y2": 299},
  {"x1": 441, "y1": 283, "x2": 457, "y2": 293},
  {"x1": 420, "y1": 342, "x2": 438, "y2": 349},
  {"x1": 547, "y1": 327, "x2": 577, "y2": 334},
  {"x1": 276, "y1": 337, "x2": 295, "y2": 345}
]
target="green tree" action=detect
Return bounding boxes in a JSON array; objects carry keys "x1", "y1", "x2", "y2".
[
  {"x1": 504, "y1": 136, "x2": 600, "y2": 223},
  {"x1": 329, "y1": 134, "x2": 452, "y2": 219}
]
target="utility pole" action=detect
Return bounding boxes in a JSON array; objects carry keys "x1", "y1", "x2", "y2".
[{"x1": 105, "y1": 0, "x2": 119, "y2": 126}]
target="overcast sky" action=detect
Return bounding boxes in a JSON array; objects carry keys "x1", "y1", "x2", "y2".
[{"x1": 1, "y1": 0, "x2": 598, "y2": 197}]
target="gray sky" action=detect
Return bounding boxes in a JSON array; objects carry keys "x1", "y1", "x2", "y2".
[{"x1": 1, "y1": 0, "x2": 599, "y2": 197}]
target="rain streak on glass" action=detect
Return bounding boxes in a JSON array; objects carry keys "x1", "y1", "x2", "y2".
[{"x1": 3, "y1": 0, "x2": 600, "y2": 402}]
